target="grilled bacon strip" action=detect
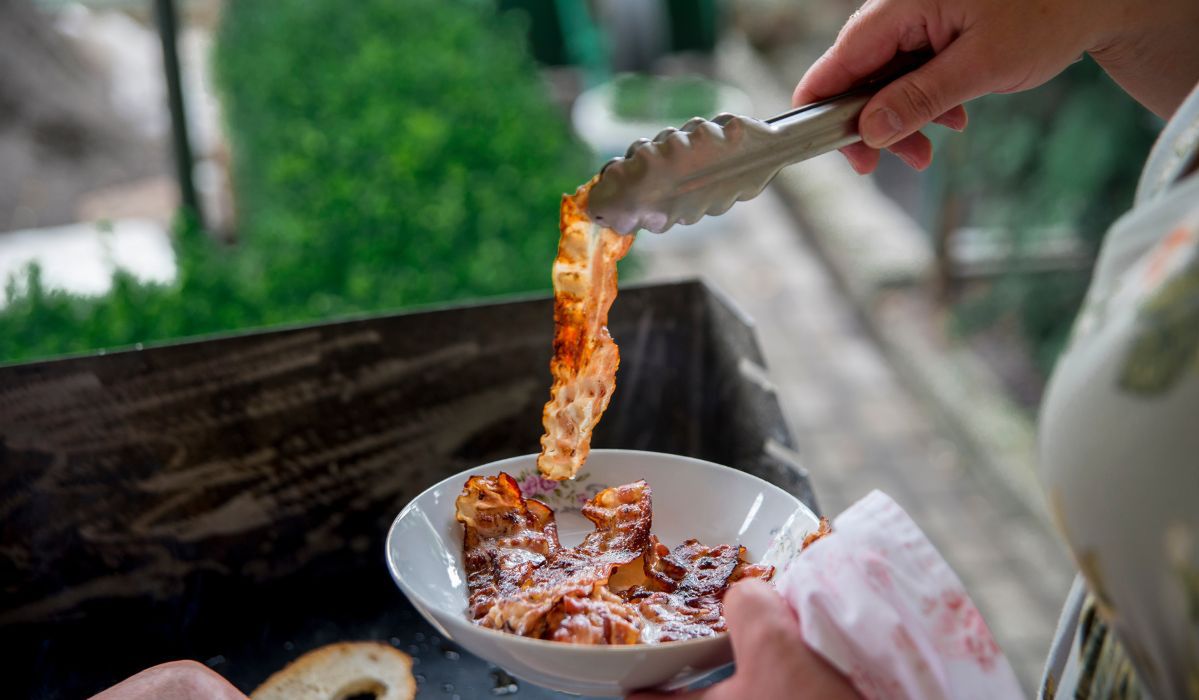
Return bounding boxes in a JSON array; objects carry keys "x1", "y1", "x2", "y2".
[
  {"x1": 482, "y1": 481, "x2": 651, "y2": 642},
  {"x1": 456, "y1": 475, "x2": 775, "y2": 645},
  {"x1": 538, "y1": 178, "x2": 635, "y2": 480},
  {"x1": 618, "y1": 539, "x2": 774, "y2": 643},
  {"x1": 455, "y1": 474, "x2": 560, "y2": 620},
  {"x1": 802, "y1": 517, "x2": 833, "y2": 549}
]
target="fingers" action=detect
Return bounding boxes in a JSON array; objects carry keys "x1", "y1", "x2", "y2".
[
  {"x1": 724, "y1": 579, "x2": 802, "y2": 662},
  {"x1": 841, "y1": 131, "x2": 934, "y2": 174},
  {"x1": 724, "y1": 578, "x2": 797, "y2": 625},
  {"x1": 793, "y1": 1, "x2": 916, "y2": 105},
  {"x1": 627, "y1": 582, "x2": 799, "y2": 699},
  {"x1": 933, "y1": 104, "x2": 968, "y2": 131},
  {"x1": 840, "y1": 143, "x2": 881, "y2": 174},
  {"x1": 626, "y1": 682, "x2": 732, "y2": 700},
  {"x1": 792, "y1": 0, "x2": 973, "y2": 173},
  {"x1": 858, "y1": 40, "x2": 989, "y2": 148},
  {"x1": 886, "y1": 131, "x2": 934, "y2": 171}
]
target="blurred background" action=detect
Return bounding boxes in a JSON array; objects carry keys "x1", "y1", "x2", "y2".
[{"x1": 0, "y1": 0, "x2": 1163, "y2": 692}]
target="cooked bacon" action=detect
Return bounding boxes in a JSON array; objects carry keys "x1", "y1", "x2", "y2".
[
  {"x1": 538, "y1": 177, "x2": 636, "y2": 480},
  {"x1": 802, "y1": 517, "x2": 833, "y2": 549},
  {"x1": 455, "y1": 474, "x2": 560, "y2": 619},
  {"x1": 729, "y1": 557, "x2": 775, "y2": 584},
  {"x1": 457, "y1": 476, "x2": 775, "y2": 645},
  {"x1": 631, "y1": 591, "x2": 727, "y2": 643},
  {"x1": 478, "y1": 480, "x2": 652, "y2": 643},
  {"x1": 619, "y1": 540, "x2": 775, "y2": 643},
  {"x1": 608, "y1": 536, "x2": 674, "y2": 594},
  {"x1": 540, "y1": 585, "x2": 642, "y2": 645},
  {"x1": 574, "y1": 480, "x2": 654, "y2": 562},
  {"x1": 657, "y1": 540, "x2": 744, "y2": 596}
]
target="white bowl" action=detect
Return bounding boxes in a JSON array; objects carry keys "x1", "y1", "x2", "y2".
[
  {"x1": 570, "y1": 80, "x2": 754, "y2": 161},
  {"x1": 385, "y1": 449, "x2": 820, "y2": 697}
]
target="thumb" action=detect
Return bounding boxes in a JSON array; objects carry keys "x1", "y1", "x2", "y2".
[
  {"x1": 859, "y1": 39, "x2": 990, "y2": 149},
  {"x1": 724, "y1": 578, "x2": 801, "y2": 658}
]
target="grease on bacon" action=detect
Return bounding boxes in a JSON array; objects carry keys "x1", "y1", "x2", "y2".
[
  {"x1": 455, "y1": 473, "x2": 561, "y2": 620},
  {"x1": 538, "y1": 177, "x2": 635, "y2": 481},
  {"x1": 456, "y1": 474, "x2": 775, "y2": 645}
]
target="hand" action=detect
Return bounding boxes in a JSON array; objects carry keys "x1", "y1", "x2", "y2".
[
  {"x1": 627, "y1": 579, "x2": 862, "y2": 700},
  {"x1": 795, "y1": 0, "x2": 1199, "y2": 174},
  {"x1": 91, "y1": 660, "x2": 247, "y2": 700}
]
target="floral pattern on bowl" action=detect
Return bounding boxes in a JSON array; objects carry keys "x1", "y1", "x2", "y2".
[
  {"x1": 761, "y1": 510, "x2": 820, "y2": 574},
  {"x1": 512, "y1": 468, "x2": 609, "y2": 513}
]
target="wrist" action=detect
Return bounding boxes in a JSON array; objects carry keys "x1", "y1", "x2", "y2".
[
  {"x1": 1084, "y1": 0, "x2": 1199, "y2": 117},
  {"x1": 1081, "y1": 0, "x2": 1146, "y2": 55}
]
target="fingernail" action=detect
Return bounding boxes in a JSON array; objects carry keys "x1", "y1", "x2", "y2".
[
  {"x1": 895, "y1": 151, "x2": 927, "y2": 171},
  {"x1": 934, "y1": 114, "x2": 966, "y2": 132},
  {"x1": 862, "y1": 107, "x2": 903, "y2": 148},
  {"x1": 842, "y1": 151, "x2": 867, "y2": 174}
]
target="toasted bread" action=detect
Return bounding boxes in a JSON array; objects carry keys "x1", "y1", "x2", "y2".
[{"x1": 251, "y1": 641, "x2": 415, "y2": 700}]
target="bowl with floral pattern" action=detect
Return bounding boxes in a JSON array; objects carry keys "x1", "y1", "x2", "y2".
[{"x1": 385, "y1": 449, "x2": 821, "y2": 696}]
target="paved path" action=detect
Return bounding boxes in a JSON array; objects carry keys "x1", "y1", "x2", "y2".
[{"x1": 630, "y1": 189, "x2": 1076, "y2": 694}]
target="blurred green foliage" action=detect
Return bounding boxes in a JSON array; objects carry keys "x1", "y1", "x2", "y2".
[
  {"x1": 1, "y1": 214, "x2": 246, "y2": 361},
  {"x1": 611, "y1": 73, "x2": 719, "y2": 122},
  {"x1": 0, "y1": 0, "x2": 591, "y2": 364},
  {"x1": 941, "y1": 58, "x2": 1160, "y2": 374}
]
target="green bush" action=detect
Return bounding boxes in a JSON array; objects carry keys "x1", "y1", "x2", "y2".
[
  {"x1": 0, "y1": 214, "x2": 252, "y2": 362},
  {"x1": 0, "y1": 0, "x2": 591, "y2": 364},
  {"x1": 941, "y1": 58, "x2": 1161, "y2": 374}
]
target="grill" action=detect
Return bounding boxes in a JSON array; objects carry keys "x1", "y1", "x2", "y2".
[{"x1": 0, "y1": 279, "x2": 815, "y2": 699}]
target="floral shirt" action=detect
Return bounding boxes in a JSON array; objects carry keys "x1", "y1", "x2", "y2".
[{"x1": 1038, "y1": 82, "x2": 1199, "y2": 700}]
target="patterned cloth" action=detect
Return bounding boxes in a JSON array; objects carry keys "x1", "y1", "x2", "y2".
[{"x1": 776, "y1": 490, "x2": 1024, "y2": 700}]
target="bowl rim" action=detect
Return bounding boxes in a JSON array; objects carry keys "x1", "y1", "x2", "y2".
[{"x1": 385, "y1": 448, "x2": 816, "y2": 654}]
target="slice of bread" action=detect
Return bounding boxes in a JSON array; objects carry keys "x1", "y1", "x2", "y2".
[{"x1": 251, "y1": 641, "x2": 415, "y2": 700}]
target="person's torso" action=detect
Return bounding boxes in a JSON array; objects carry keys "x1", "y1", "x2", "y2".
[{"x1": 1039, "y1": 83, "x2": 1199, "y2": 700}]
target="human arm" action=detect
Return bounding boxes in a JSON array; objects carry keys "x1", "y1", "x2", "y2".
[{"x1": 795, "y1": 0, "x2": 1199, "y2": 174}]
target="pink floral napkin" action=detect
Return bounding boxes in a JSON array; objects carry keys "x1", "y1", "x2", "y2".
[{"x1": 774, "y1": 490, "x2": 1024, "y2": 700}]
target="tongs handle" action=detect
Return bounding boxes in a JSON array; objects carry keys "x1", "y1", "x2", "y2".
[
  {"x1": 757, "y1": 49, "x2": 934, "y2": 160},
  {"x1": 588, "y1": 51, "x2": 933, "y2": 234}
]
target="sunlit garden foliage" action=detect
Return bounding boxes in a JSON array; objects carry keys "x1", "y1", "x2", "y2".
[{"x1": 0, "y1": 0, "x2": 590, "y2": 363}]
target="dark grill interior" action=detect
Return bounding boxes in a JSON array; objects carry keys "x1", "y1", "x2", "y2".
[{"x1": 0, "y1": 280, "x2": 814, "y2": 698}]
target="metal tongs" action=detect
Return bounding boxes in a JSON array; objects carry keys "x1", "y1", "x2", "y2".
[{"x1": 589, "y1": 55, "x2": 929, "y2": 234}]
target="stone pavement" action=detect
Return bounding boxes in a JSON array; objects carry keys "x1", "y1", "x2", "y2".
[{"x1": 629, "y1": 190, "x2": 1076, "y2": 695}]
